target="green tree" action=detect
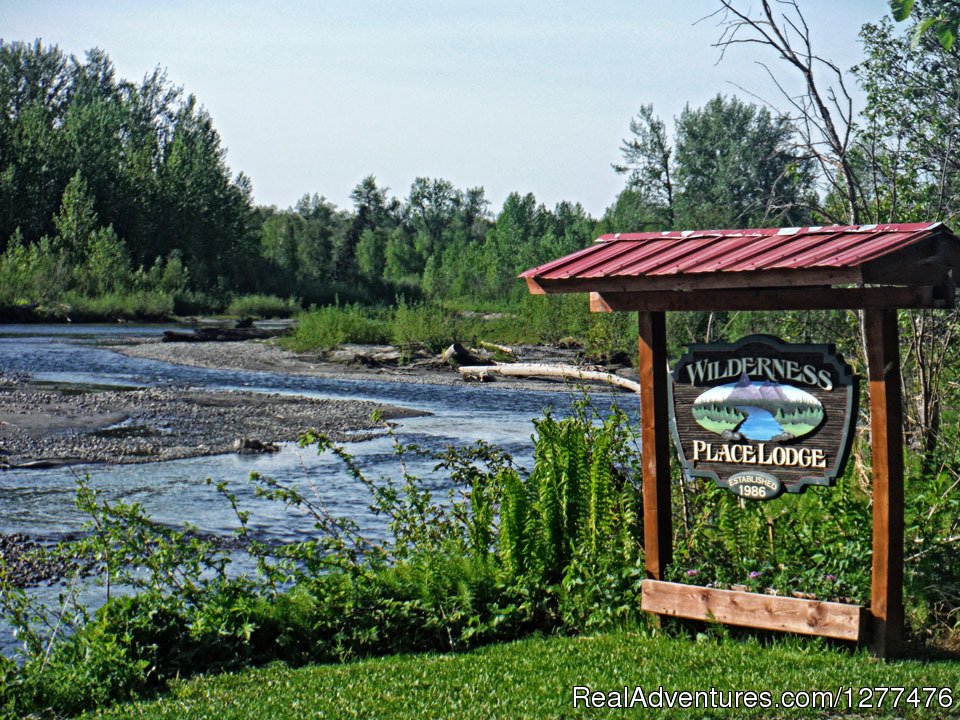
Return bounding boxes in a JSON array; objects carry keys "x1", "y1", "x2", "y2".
[
  {"x1": 294, "y1": 193, "x2": 343, "y2": 283},
  {"x1": 0, "y1": 40, "x2": 72, "y2": 247},
  {"x1": 613, "y1": 104, "x2": 674, "y2": 227},
  {"x1": 598, "y1": 188, "x2": 669, "y2": 234},
  {"x1": 856, "y1": 17, "x2": 960, "y2": 222},
  {"x1": 53, "y1": 171, "x2": 98, "y2": 257},
  {"x1": 674, "y1": 95, "x2": 814, "y2": 228},
  {"x1": 0, "y1": 40, "x2": 257, "y2": 296},
  {"x1": 614, "y1": 96, "x2": 814, "y2": 230},
  {"x1": 82, "y1": 225, "x2": 129, "y2": 295},
  {"x1": 892, "y1": 0, "x2": 960, "y2": 50},
  {"x1": 158, "y1": 96, "x2": 256, "y2": 289},
  {"x1": 383, "y1": 228, "x2": 421, "y2": 287},
  {"x1": 355, "y1": 228, "x2": 388, "y2": 281},
  {"x1": 345, "y1": 176, "x2": 399, "y2": 261}
]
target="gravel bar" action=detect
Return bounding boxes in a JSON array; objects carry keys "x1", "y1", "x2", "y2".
[{"x1": 0, "y1": 380, "x2": 425, "y2": 468}]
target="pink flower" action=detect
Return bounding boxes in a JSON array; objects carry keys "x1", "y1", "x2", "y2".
[{"x1": 686, "y1": 569, "x2": 699, "y2": 577}]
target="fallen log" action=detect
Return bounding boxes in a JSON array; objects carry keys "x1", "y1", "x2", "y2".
[
  {"x1": 442, "y1": 343, "x2": 492, "y2": 367},
  {"x1": 162, "y1": 327, "x2": 286, "y2": 342},
  {"x1": 478, "y1": 341, "x2": 514, "y2": 355},
  {"x1": 458, "y1": 363, "x2": 641, "y2": 394}
]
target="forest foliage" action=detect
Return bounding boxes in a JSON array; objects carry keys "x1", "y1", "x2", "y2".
[
  {"x1": 0, "y1": 39, "x2": 820, "y2": 317},
  {"x1": 5, "y1": 6, "x2": 960, "y2": 319}
]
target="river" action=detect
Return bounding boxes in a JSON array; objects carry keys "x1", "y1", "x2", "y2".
[{"x1": 0, "y1": 325, "x2": 637, "y2": 655}]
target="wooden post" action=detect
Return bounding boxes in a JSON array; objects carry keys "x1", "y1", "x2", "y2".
[
  {"x1": 864, "y1": 309, "x2": 905, "y2": 657},
  {"x1": 638, "y1": 311, "x2": 672, "y2": 579}
]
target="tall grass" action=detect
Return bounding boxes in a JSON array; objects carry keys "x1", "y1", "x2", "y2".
[
  {"x1": 52, "y1": 290, "x2": 175, "y2": 321},
  {"x1": 226, "y1": 294, "x2": 300, "y2": 318},
  {"x1": 281, "y1": 304, "x2": 390, "y2": 351},
  {"x1": 283, "y1": 295, "x2": 637, "y2": 363}
]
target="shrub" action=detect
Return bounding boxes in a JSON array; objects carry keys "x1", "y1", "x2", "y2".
[
  {"x1": 172, "y1": 289, "x2": 223, "y2": 315},
  {"x1": 282, "y1": 304, "x2": 389, "y2": 351},
  {"x1": 391, "y1": 297, "x2": 458, "y2": 354},
  {"x1": 226, "y1": 294, "x2": 300, "y2": 318}
]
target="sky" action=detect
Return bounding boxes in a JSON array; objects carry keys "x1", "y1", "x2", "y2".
[{"x1": 2, "y1": 1, "x2": 887, "y2": 217}]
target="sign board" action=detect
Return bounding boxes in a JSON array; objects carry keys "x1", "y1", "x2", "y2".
[{"x1": 670, "y1": 335, "x2": 857, "y2": 500}]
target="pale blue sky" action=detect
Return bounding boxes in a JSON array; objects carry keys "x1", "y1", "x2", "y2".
[{"x1": 2, "y1": 1, "x2": 886, "y2": 216}]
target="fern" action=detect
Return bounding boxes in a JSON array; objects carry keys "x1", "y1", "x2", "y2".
[
  {"x1": 498, "y1": 403, "x2": 643, "y2": 591},
  {"x1": 497, "y1": 469, "x2": 531, "y2": 579}
]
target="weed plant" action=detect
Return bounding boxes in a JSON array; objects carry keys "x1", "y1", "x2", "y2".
[{"x1": 225, "y1": 294, "x2": 300, "y2": 318}]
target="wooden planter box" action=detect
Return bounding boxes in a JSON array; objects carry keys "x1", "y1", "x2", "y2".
[{"x1": 641, "y1": 580, "x2": 867, "y2": 643}]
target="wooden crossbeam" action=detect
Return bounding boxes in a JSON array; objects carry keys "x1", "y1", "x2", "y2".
[
  {"x1": 527, "y1": 267, "x2": 863, "y2": 295},
  {"x1": 641, "y1": 580, "x2": 866, "y2": 642},
  {"x1": 589, "y1": 285, "x2": 950, "y2": 313}
]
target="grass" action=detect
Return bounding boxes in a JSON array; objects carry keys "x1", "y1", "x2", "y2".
[
  {"x1": 84, "y1": 632, "x2": 960, "y2": 719},
  {"x1": 40, "y1": 290, "x2": 176, "y2": 321},
  {"x1": 281, "y1": 294, "x2": 637, "y2": 362},
  {"x1": 225, "y1": 293, "x2": 300, "y2": 318}
]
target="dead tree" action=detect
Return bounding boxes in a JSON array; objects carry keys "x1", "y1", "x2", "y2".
[{"x1": 710, "y1": 0, "x2": 864, "y2": 225}]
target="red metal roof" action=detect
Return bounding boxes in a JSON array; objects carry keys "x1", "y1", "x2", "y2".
[{"x1": 520, "y1": 223, "x2": 949, "y2": 282}]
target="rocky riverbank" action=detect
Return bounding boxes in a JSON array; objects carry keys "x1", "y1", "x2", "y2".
[
  {"x1": 0, "y1": 533, "x2": 88, "y2": 588},
  {"x1": 0, "y1": 376, "x2": 425, "y2": 469}
]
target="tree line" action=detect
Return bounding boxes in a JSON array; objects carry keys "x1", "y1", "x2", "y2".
[
  {"x1": 0, "y1": 38, "x2": 824, "y2": 313},
  {"x1": 3, "y1": 6, "x2": 960, "y2": 313}
]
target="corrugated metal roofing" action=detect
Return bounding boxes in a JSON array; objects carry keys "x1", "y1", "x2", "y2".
[{"x1": 520, "y1": 223, "x2": 949, "y2": 282}]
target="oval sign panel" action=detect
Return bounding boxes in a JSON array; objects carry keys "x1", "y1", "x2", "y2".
[
  {"x1": 670, "y1": 335, "x2": 857, "y2": 501},
  {"x1": 727, "y1": 471, "x2": 782, "y2": 500}
]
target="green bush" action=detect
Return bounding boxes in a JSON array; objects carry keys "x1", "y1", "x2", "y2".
[
  {"x1": 172, "y1": 289, "x2": 224, "y2": 315},
  {"x1": 668, "y1": 475, "x2": 873, "y2": 603},
  {"x1": 282, "y1": 304, "x2": 390, "y2": 351},
  {"x1": 226, "y1": 294, "x2": 300, "y2": 318},
  {"x1": 391, "y1": 297, "x2": 458, "y2": 354}
]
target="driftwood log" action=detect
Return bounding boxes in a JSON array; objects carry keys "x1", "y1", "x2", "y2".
[
  {"x1": 458, "y1": 363, "x2": 641, "y2": 394},
  {"x1": 478, "y1": 341, "x2": 514, "y2": 355},
  {"x1": 162, "y1": 327, "x2": 286, "y2": 342}
]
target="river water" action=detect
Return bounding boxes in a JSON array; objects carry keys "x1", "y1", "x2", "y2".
[{"x1": 0, "y1": 325, "x2": 637, "y2": 654}]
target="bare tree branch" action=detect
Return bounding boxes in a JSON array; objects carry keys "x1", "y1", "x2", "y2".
[{"x1": 710, "y1": 0, "x2": 861, "y2": 223}]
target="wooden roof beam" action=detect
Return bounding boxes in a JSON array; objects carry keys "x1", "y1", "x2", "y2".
[
  {"x1": 590, "y1": 285, "x2": 951, "y2": 313},
  {"x1": 528, "y1": 266, "x2": 864, "y2": 295}
]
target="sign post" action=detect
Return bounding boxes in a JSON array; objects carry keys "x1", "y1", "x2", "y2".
[
  {"x1": 638, "y1": 311, "x2": 672, "y2": 580},
  {"x1": 865, "y1": 309, "x2": 905, "y2": 657},
  {"x1": 521, "y1": 222, "x2": 960, "y2": 657}
]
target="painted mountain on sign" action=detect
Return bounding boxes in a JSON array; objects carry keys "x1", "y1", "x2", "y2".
[{"x1": 691, "y1": 372, "x2": 825, "y2": 441}]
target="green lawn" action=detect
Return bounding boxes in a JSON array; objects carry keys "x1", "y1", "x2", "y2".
[{"x1": 84, "y1": 632, "x2": 960, "y2": 719}]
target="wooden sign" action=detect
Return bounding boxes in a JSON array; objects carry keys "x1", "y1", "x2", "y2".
[{"x1": 670, "y1": 335, "x2": 857, "y2": 500}]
